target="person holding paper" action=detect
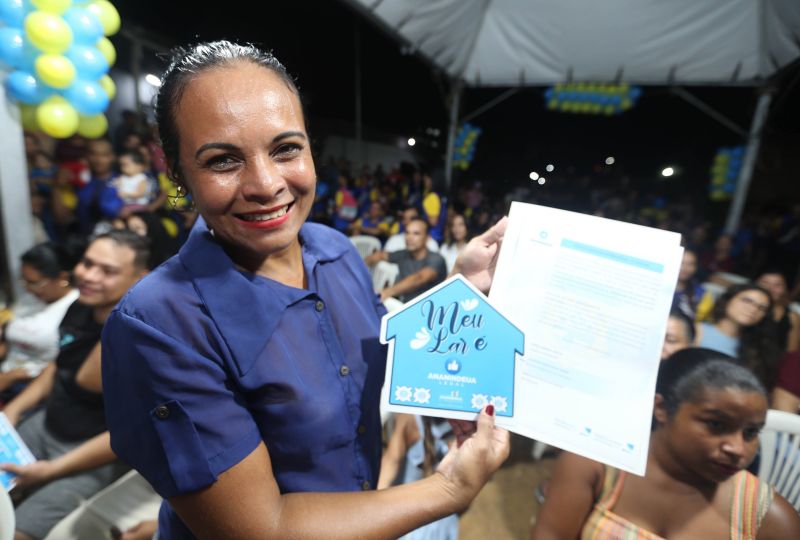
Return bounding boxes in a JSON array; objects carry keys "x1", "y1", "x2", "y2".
[
  {"x1": 100, "y1": 41, "x2": 509, "y2": 540},
  {"x1": 531, "y1": 348, "x2": 800, "y2": 540}
]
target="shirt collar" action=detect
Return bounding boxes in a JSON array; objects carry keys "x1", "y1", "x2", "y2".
[{"x1": 179, "y1": 217, "x2": 312, "y2": 375}]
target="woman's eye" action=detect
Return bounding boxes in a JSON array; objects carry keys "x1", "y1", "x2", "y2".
[
  {"x1": 743, "y1": 428, "x2": 761, "y2": 441},
  {"x1": 274, "y1": 143, "x2": 302, "y2": 159},
  {"x1": 705, "y1": 419, "x2": 724, "y2": 432},
  {"x1": 206, "y1": 156, "x2": 238, "y2": 171}
]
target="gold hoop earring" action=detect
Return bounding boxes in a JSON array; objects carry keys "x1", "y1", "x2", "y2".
[{"x1": 59, "y1": 280, "x2": 70, "y2": 288}]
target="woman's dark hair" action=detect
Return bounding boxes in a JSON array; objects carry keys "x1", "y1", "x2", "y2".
[
  {"x1": 711, "y1": 283, "x2": 781, "y2": 388},
  {"x1": 155, "y1": 40, "x2": 301, "y2": 181},
  {"x1": 443, "y1": 212, "x2": 468, "y2": 247},
  {"x1": 656, "y1": 347, "x2": 765, "y2": 421},
  {"x1": 668, "y1": 307, "x2": 696, "y2": 343},
  {"x1": 125, "y1": 211, "x2": 180, "y2": 269},
  {"x1": 21, "y1": 241, "x2": 82, "y2": 278}
]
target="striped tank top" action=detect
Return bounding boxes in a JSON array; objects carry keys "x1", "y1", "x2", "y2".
[{"x1": 580, "y1": 466, "x2": 773, "y2": 540}]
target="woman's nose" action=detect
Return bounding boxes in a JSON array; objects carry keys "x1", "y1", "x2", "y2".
[{"x1": 240, "y1": 154, "x2": 286, "y2": 201}]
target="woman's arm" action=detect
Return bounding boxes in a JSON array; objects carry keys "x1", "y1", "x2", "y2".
[
  {"x1": 171, "y1": 407, "x2": 508, "y2": 540},
  {"x1": 757, "y1": 493, "x2": 800, "y2": 539},
  {"x1": 2, "y1": 362, "x2": 57, "y2": 426},
  {"x1": 786, "y1": 312, "x2": 800, "y2": 352},
  {"x1": 771, "y1": 387, "x2": 800, "y2": 414},
  {"x1": 377, "y1": 414, "x2": 417, "y2": 490},
  {"x1": 530, "y1": 452, "x2": 603, "y2": 540}
]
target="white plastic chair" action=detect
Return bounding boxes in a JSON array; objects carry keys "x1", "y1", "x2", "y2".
[
  {"x1": 383, "y1": 234, "x2": 439, "y2": 253},
  {"x1": 757, "y1": 409, "x2": 800, "y2": 511},
  {"x1": 372, "y1": 261, "x2": 400, "y2": 293},
  {"x1": 0, "y1": 486, "x2": 14, "y2": 540},
  {"x1": 350, "y1": 235, "x2": 382, "y2": 259}
]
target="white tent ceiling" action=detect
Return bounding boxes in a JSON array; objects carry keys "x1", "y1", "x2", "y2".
[{"x1": 346, "y1": 0, "x2": 800, "y2": 86}]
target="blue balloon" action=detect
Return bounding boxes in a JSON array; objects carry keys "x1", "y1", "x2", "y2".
[
  {"x1": 62, "y1": 8, "x2": 104, "y2": 46},
  {"x1": 629, "y1": 87, "x2": 642, "y2": 100},
  {"x1": 544, "y1": 88, "x2": 554, "y2": 100},
  {"x1": 0, "y1": 0, "x2": 25, "y2": 27},
  {"x1": 5, "y1": 70, "x2": 49, "y2": 104},
  {"x1": 64, "y1": 79, "x2": 109, "y2": 114},
  {"x1": 0, "y1": 26, "x2": 23, "y2": 68},
  {"x1": 66, "y1": 45, "x2": 110, "y2": 81}
]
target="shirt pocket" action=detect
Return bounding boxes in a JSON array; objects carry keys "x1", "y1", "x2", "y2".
[{"x1": 150, "y1": 399, "x2": 216, "y2": 494}]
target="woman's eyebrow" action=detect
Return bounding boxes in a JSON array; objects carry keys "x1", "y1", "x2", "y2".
[
  {"x1": 195, "y1": 142, "x2": 239, "y2": 160},
  {"x1": 273, "y1": 131, "x2": 307, "y2": 143}
]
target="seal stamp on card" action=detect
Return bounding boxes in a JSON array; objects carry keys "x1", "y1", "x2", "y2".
[{"x1": 380, "y1": 274, "x2": 524, "y2": 418}]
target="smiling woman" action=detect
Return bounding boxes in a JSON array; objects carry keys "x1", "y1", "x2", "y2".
[{"x1": 100, "y1": 40, "x2": 510, "y2": 540}]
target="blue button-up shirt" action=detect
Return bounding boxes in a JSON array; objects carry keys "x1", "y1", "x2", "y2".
[{"x1": 102, "y1": 218, "x2": 387, "y2": 539}]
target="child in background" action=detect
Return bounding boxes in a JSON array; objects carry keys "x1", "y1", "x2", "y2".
[
  {"x1": 378, "y1": 414, "x2": 459, "y2": 540},
  {"x1": 113, "y1": 150, "x2": 159, "y2": 214}
]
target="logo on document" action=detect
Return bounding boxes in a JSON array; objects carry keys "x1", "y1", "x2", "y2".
[{"x1": 445, "y1": 358, "x2": 461, "y2": 374}]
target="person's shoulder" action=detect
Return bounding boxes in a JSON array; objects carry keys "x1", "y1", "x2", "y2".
[
  {"x1": 302, "y1": 222, "x2": 356, "y2": 256},
  {"x1": 114, "y1": 255, "x2": 194, "y2": 321}
]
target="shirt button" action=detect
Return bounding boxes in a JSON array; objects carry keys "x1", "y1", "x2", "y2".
[
  {"x1": 357, "y1": 424, "x2": 366, "y2": 435},
  {"x1": 339, "y1": 365, "x2": 350, "y2": 376},
  {"x1": 361, "y1": 480, "x2": 371, "y2": 490},
  {"x1": 315, "y1": 300, "x2": 325, "y2": 312},
  {"x1": 154, "y1": 405, "x2": 170, "y2": 419}
]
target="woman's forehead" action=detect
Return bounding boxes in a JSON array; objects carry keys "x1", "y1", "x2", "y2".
[{"x1": 685, "y1": 386, "x2": 767, "y2": 416}]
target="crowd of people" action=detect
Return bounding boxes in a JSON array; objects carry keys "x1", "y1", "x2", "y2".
[{"x1": 0, "y1": 38, "x2": 797, "y2": 539}]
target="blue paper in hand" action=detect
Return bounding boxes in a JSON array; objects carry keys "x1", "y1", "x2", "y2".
[{"x1": 381, "y1": 274, "x2": 523, "y2": 417}]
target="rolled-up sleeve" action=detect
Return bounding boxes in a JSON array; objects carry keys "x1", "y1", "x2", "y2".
[{"x1": 102, "y1": 310, "x2": 262, "y2": 499}]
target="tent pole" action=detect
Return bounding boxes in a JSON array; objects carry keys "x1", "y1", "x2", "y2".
[
  {"x1": 724, "y1": 89, "x2": 773, "y2": 234},
  {"x1": 444, "y1": 81, "x2": 463, "y2": 193},
  {"x1": 0, "y1": 90, "x2": 34, "y2": 304}
]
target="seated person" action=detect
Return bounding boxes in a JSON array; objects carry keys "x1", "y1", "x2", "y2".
[
  {"x1": 349, "y1": 200, "x2": 391, "y2": 242},
  {"x1": 0, "y1": 243, "x2": 80, "y2": 399},
  {"x1": 0, "y1": 230, "x2": 150, "y2": 540},
  {"x1": 531, "y1": 347, "x2": 800, "y2": 540},
  {"x1": 385, "y1": 206, "x2": 439, "y2": 253},
  {"x1": 660, "y1": 308, "x2": 694, "y2": 361},
  {"x1": 772, "y1": 350, "x2": 800, "y2": 414},
  {"x1": 365, "y1": 217, "x2": 447, "y2": 303}
]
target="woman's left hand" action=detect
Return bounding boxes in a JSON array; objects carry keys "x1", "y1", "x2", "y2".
[{"x1": 0, "y1": 460, "x2": 58, "y2": 489}]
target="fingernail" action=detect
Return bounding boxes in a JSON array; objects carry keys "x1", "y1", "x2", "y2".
[{"x1": 486, "y1": 404, "x2": 495, "y2": 416}]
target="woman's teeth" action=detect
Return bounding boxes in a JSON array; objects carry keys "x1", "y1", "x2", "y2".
[{"x1": 240, "y1": 206, "x2": 288, "y2": 221}]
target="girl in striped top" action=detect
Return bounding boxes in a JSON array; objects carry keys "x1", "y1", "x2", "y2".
[{"x1": 531, "y1": 348, "x2": 800, "y2": 540}]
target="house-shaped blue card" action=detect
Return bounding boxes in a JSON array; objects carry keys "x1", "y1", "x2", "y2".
[{"x1": 381, "y1": 274, "x2": 524, "y2": 420}]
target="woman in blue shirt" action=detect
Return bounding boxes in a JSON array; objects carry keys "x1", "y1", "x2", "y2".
[{"x1": 101, "y1": 41, "x2": 509, "y2": 539}]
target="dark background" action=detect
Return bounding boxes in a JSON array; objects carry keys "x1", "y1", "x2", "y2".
[{"x1": 111, "y1": 0, "x2": 800, "y2": 213}]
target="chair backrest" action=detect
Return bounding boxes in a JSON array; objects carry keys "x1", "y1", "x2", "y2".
[
  {"x1": 0, "y1": 486, "x2": 14, "y2": 540},
  {"x1": 350, "y1": 235, "x2": 382, "y2": 259},
  {"x1": 373, "y1": 261, "x2": 400, "y2": 293},
  {"x1": 757, "y1": 409, "x2": 800, "y2": 511}
]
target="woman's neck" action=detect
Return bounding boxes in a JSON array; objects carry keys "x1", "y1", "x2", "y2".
[
  {"x1": 49, "y1": 286, "x2": 76, "y2": 303},
  {"x1": 715, "y1": 318, "x2": 741, "y2": 338},
  {"x1": 232, "y1": 241, "x2": 306, "y2": 289}
]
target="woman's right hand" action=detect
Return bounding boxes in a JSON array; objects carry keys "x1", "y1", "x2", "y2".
[{"x1": 435, "y1": 405, "x2": 510, "y2": 511}]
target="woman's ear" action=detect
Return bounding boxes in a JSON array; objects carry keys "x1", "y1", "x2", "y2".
[{"x1": 653, "y1": 393, "x2": 669, "y2": 426}]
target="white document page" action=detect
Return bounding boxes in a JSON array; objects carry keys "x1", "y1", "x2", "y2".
[{"x1": 490, "y1": 202, "x2": 683, "y2": 475}]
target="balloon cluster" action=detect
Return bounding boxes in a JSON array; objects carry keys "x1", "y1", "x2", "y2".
[
  {"x1": 0, "y1": 0, "x2": 119, "y2": 139},
  {"x1": 452, "y1": 123, "x2": 481, "y2": 170},
  {"x1": 544, "y1": 83, "x2": 642, "y2": 115},
  {"x1": 709, "y1": 146, "x2": 744, "y2": 201}
]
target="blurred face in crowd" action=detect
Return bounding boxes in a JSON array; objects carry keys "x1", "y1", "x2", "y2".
[
  {"x1": 73, "y1": 238, "x2": 145, "y2": 310},
  {"x1": 756, "y1": 273, "x2": 787, "y2": 304},
  {"x1": 119, "y1": 154, "x2": 146, "y2": 177},
  {"x1": 661, "y1": 316, "x2": 692, "y2": 361},
  {"x1": 402, "y1": 208, "x2": 419, "y2": 227},
  {"x1": 87, "y1": 140, "x2": 115, "y2": 177},
  {"x1": 173, "y1": 61, "x2": 315, "y2": 265},
  {"x1": 368, "y1": 201, "x2": 383, "y2": 220},
  {"x1": 405, "y1": 219, "x2": 428, "y2": 254},
  {"x1": 678, "y1": 250, "x2": 697, "y2": 283},
  {"x1": 450, "y1": 214, "x2": 468, "y2": 243},
  {"x1": 724, "y1": 289, "x2": 770, "y2": 328},
  {"x1": 20, "y1": 264, "x2": 69, "y2": 304},
  {"x1": 655, "y1": 387, "x2": 766, "y2": 484}
]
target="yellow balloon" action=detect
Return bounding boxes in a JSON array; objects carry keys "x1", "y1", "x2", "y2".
[
  {"x1": 31, "y1": 0, "x2": 72, "y2": 14},
  {"x1": 35, "y1": 54, "x2": 76, "y2": 89},
  {"x1": 36, "y1": 96, "x2": 79, "y2": 138},
  {"x1": 95, "y1": 36, "x2": 116, "y2": 67},
  {"x1": 20, "y1": 104, "x2": 40, "y2": 131},
  {"x1": 87, "y1": 1, "x2": 120, "y2": 36},
  {"x1": 25, "y1": 11, "x2": 73, "y2": 54},
  {"x1": 98, "y1": 74, "x2": 115, "y2": 100},
  {"x1": 77, "y1": 113, "x2": 108, "y2": 138}
]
